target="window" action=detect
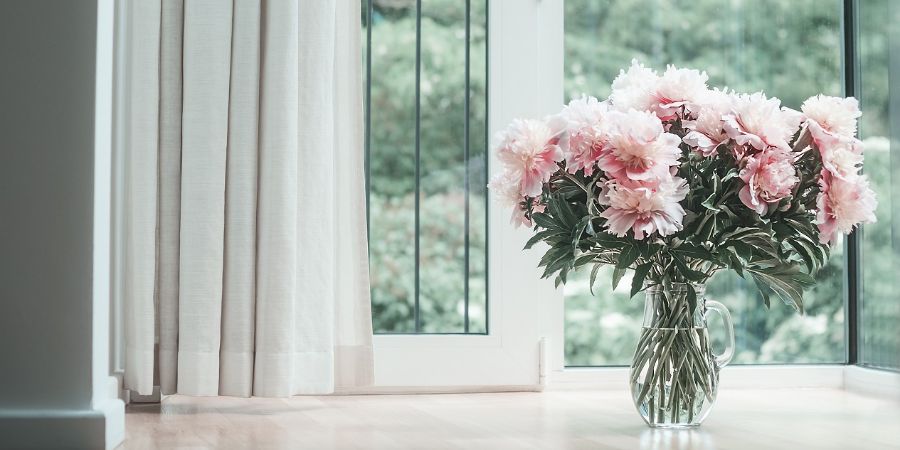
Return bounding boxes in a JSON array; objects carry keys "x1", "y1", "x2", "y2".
[
  {"x1": 859, "y1": 0, "x2": 900, "y2": 370},
  {"x1": 364, "y1": 0, "x2": 488, "y2": 334},
  {"x1": 364, "y1": 2, "x2": 560, "y2": 388},
  {"x1": 563, "y1": 0, "x2": 847, "y2": 366},
  {"x1": 360, "y1": 0, "x2": 896, "y2": 387}
]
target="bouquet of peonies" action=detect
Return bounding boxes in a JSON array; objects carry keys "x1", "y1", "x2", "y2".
[{"x1": 489, "y1": 60, "x2": 877, "y2": 311}]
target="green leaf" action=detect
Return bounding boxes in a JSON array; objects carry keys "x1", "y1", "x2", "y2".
[
  {"x1": 719, "y1": 227, "x2": 768, "y2": 243},
  {"x1": 542, "y1": 250, "x2": 574, "y2": 279},
  {"x1": 538, "y1": 246, "x2": 567, "y2": 269},
  {"x1": 572, "y1": 215, "x2": 592, "y2": 248},
  {"x1": 729, "y1": 253, "x2": 745, "y2": 278},
  {"x1": 673, "y1": 244, "x2": 712, "y2": 260},
  {"x1": 573, "y1": 252, "x2": 596, "y2": 268},
  {"x1": 672, "y1": 255, "x2": 707, "y2": 282},
  {"x1": 554, "y1": 182, "x2": 586, "y2": 200},
  {"x1": 591, "y1": 232, "x2": 627, "y2": 249},
  {"x1": 630, "y1": 263, "x2": 652, "y2": 298},
  {"x1": 589, "y1": 263, "x2": 602, "y2": 296},
  {"x1": 701, "y1": 194, "x2": 718, "y2": 211},
  {"x1": 718, "y1": 204, "x2": 738, "y2": 220},
  {"x1": 531, "y1": 213, "x2": 559, "y2": 230},
  {"x1": 612, "y1": 265, "x2": 626, "y2": 290},
  {"x1": 698, "y1": 214, "x2": 717, "y2": 241},
  {"x1": 772, "y1": 221, "x2": 794, "y2": 237},
  {"x1": 752, "y1": 275, "x2": 773, "y2": 308},
  {"x1": 747, "y1": 264, "x2": 815, "y2": 313},
  {"x1": 616, "y1": 244, "x2": 640, "y2": 270},
  {"x1": 790, "y1": 239, "x2": 817, "y2": 273},
  {"x1": 550, "y1": 195, "x2": 578, "y2": 229},
  {"x1": 523, "y1": 229, "x2": 565, "y2": 250},
  {"x1": 721, "y1": 168, "x2": 739, "y2": 183},
  {"x1": 687, "y1": 284, "x2": 698, "y2": 314},
  {"x1": 555, "y1": 268, "x2": 569, "y2": 288},
  {"x1": 728, "y1": 241, "x2": 753, "y2": 263}
]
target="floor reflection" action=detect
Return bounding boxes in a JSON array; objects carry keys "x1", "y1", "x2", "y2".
[{"x1": 640, "y1": 428, "x2": 717, "y2": 450}]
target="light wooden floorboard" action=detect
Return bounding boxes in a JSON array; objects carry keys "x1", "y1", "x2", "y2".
[{"x1": 122, "y1": 388, "x2": 900, "y2": 449}]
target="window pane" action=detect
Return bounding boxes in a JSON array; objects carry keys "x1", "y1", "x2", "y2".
[
  {"x1": 466, "y1": 0, "x2": 489, "y2": 334},
  {"x1": 859, "y1": 0, "x2": 900, "y2": 370},
  {"x1": 367, "y1": 2, "x2": 418, "y2": 333},
  {"x1": 366, "y1": 0, "x2": 488, "y2": 334},
  {"x1": 563, "y1": 0, "x2": 845, "y2": 365}
]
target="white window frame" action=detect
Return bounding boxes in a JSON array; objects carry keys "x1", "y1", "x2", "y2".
[{"x1": 368, "y1": 0, "x2": 566, "y2": 391}]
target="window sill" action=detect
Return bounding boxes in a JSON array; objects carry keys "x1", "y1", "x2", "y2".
[{"x1": 548, "y1": 365, "x2": 899, "y2": 398}]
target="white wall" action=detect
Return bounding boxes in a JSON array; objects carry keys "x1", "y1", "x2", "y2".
[{"x1": 0, "y1": 1, "x2": 123, "y2": 448}]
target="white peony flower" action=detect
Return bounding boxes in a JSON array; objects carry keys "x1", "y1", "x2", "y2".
[
  {"x1": 610, "y1": 60, "x2": 709, "y2": 121},
  {"x1": 488, "y1": 171, "x2": 522, "y2": 208},
  {"x1": 801, "y1": 94, "x2": 861, "y2": 138},
  {"x1": 654, "y1": 65, "x2": 710, "y2": 120},
  {"x1": 609, "y1": 60, "x2": 660, "y2": 114},
  {"x1": 488, "y1": 171, "x2": 531, "y2": 228}
]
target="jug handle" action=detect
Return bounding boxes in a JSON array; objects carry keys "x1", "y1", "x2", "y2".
[{"x1": 705, "y1": 300, "x2": 735, "y2": 368}]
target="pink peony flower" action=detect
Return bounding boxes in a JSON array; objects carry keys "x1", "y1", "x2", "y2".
[
  {"x1": 683, "y1": 88, "x2": 735, "y2": 157},
  {"x1": 653, "y1": 65, "x2": 710, "y2": 120},
  {"x1": 738, "y1": 148, "x2": 799, "y2": 215},
  {"x1": 599, "y1": 175, "x2": 689, "y2": 239},
  {"x1": 803, "y1": 95, "x2": 863, "y2": 173},
  {"x1": 597, "y1": 109, "x2": 682, "y2": 182},
  {"x1": 495, "y1": 118, "x2": 565, "y2": 197},
  {"x1": 816, "y1": 171, "x2": 877, "y2": 245},
  {"x1": 723, "y1": 92, "x2": 803, "y2": 155},
  {"x1": 609, "y1": 60, "x2": 660, "y2": 114},
  {"x1": 801, "y1": 95, "x2": 861, "y2": 138},
  {"x1": 811, "y1": 126, "x2": 864, "y2": 180},
  {"x1": 559, "y1": 96, "x2": 609, "y2": 176}
]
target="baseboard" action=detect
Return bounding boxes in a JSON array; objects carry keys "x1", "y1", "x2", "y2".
[
  {"x1": 0, "y1": 407, "x2": 122, "y2": 450},
  {"x1": 0, "y1": 411, "x2": 104, "y2": 450},
  {"x1": 0, "y1": 379, "x2": 124, "y2": 450},
  {"x1": 96, "y1": 396, "x2": 125, "y2": 450}
]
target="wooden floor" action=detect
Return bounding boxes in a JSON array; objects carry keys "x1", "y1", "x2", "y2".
[{"x1": 122, "y1": 388, "x2": 900, "y2": 449}]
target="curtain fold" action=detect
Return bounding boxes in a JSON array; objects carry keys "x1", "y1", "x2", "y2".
[
  {"x1": 220, "y1": 0, "x2": 261, "y2": 398},
  {"x1": 122, "y1": 0, "x2": 373, "y2": 398},
  {"x1": 157, "y1": 0, "x2": 184, "y2": 397},
  {"x1": 122, "y1": 0, "x2": 161, "y2": 396}
]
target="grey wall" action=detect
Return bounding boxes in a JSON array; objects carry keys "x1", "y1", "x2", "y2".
[{"x1": 0, "y1": 0, "x2": 99, "y2": 411}]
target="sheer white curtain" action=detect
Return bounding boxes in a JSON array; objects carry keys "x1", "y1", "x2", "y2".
[{"x1": 121, "y1": 0, "x2": 373, "y2": 397}]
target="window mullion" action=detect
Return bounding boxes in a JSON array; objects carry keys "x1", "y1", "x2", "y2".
[{"x1": 842, "y1": 0, "x2": 861, "y2": 365}]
